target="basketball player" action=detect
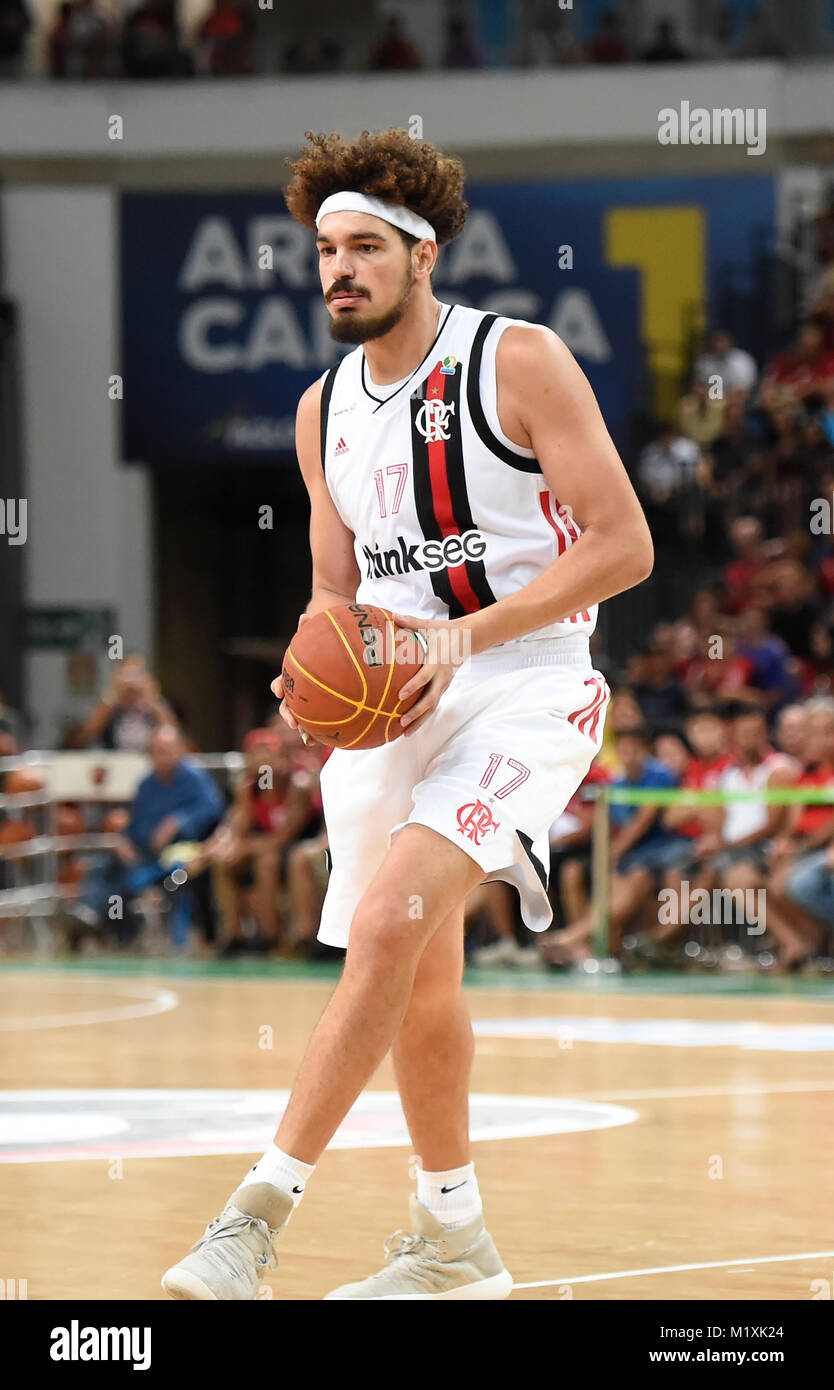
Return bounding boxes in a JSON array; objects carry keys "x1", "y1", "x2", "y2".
[{"x1": 162, "y1": 129, "x2": 653, "y2": 1301}]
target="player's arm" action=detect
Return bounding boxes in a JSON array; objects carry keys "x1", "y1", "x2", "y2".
[
  {"x1": 462, "y1": 325, "x2": 654, "y2": 656},
  {"x1": 273, "y1": 380, "x2": 361, "y2": 732},
  {"x1": 295, "y1": 378, "x2": 361, "y2": 618}
]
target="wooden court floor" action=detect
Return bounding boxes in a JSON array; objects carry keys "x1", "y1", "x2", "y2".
[{"x1": 1, "y1": 961, "x2": 833, "y2": 1301}]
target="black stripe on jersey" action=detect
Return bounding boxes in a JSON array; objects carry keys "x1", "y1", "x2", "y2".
[
  {"x1": 516, "y1": 830, "x2": 549, "y2": 891},
  {"x1": 467, "y1": 315, "x2": 543, "y2": 473},
  {"x1": 441, "y1": 363, "x2": 498, "y2": 612},
  {"x1": 410, "y1": 389, "x2": 461, "y2": 618},
  {"x1": 319, "y1": 366, "x2": 339, "y2": 474}
]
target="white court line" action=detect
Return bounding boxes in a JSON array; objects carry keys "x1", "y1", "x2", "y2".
[
  {"x1": 0, "y1": 977, "x2": 179, "y2": 1030},
  {"x1": 514, "y1": 1248, "x2": 834, "y2": 1290},
  {"x1": 577, "y1": 1079, "x2": 834, "y2": 1102}
]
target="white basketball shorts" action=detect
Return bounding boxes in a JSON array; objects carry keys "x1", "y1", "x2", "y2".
[{"x1": 316, "y1": 634, "x2": 610, "y2": 948}]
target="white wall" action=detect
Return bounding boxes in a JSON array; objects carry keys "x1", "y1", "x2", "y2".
[
  {"x1": 3, "y1": 62, "x2": 834, "y2": 160},
  {"x1": 3, "y1": 187, "x2": 153, "y2": 747}
]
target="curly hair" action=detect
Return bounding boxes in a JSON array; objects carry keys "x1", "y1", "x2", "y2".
[{"x1": 284, "y1": 129, "x2": 467, "y2": 246}]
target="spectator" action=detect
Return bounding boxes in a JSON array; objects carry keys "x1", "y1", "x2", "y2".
[
  {"x1": 735, "y1": 3, "x2": 785, "y2": 59},
  {"x1": 767, "y1": 559, "x2": 823, "y2": 663},
  {"x1": 546, "y1": 760, "x2": 612, "y2": 935},
  {"x1": 197, "y1": 0, "x2": 253, "y2": 75},
  {"x1": 676, "y1": 374, "x2": 727, "y2": 447},
  {"x1": 774, "y1": 702, "x2": 808, "y2": 760},
  {"x1": 757, "y1": 400, "x2": 823, "y2": 535},
  {"x1": 760, "y1": 319, "x2": 834, "y2": 417},
  {"x1": 48, "y1": 0, "x2": 108, "y2": 78},
  {"x1": 636, "y1": 420, "x2": 707, "y2": 545},
  {"x1": 367, "y1": 14, "x2": 422, "y2": 71},
  {"x1": 657, "y1": 709, "x2": 732, "y2": 844},
  {"x1": 543, "y1": 727, "x2": 687, "y2": 964},
  {"x1": 691, "y1": 704, "x2": 799, "y2": 964},
  {"x1": 48, "y1": 1, "x2": 74, "y2": 76},
  {"x1": 709, "y1": 395, "x2": 755, "y2": 494},
  {"x1": 122, "y1": 0, "x2": 193, "y2": 78},
  {"x1": 0, "y1": 0, "x2": 31, "y2": 76},
  {"x1": 679, "y1": 629, "x2": 762, "y2": 708},
  {"x1": 810, "y1": 275, "x2": 834, "y2": 352},
  {"x1": 0, "y1": 690, "x2": 24, "y2": 756},
  {"x1": 286, "y1": 829, "x2": 332, "y2": 957},
  {"x1": 467, "y1": 882, "x2": 536, "y2": 968},
  {"x1": 442, "y1": 14, "x2": 483, "y2": 69},
  {"x1": 202, "y1": 727, "x2": 314, "y2": 954},
  {"x1": 75, "y1": 725, "x2": 223, "y2": 949},
  {"x1": 766, "y1": 698, "x2": 834, "y2": 966},
  {"x1": 73, "y1": 656, "x2": 176, "y2": 752},
  {"x1": 632, "y1": 639, "x2": 688, "y2": 723},
  {"x1": 588, "y1": 10, "x2": 628, "y2": 63},
  {"x1": 694, "y1": 328, "x2": 758, "y2": 400},
  {"x1": 798, "y1": 620, "x2": 834, "y2": 697},
  {"x1": 785, "y1": 840, "x2": 834, "y2": 952},
  {"x1": 283, "y1": 30, "x2": 341, "y2": 73},
  {"x1": 517, "y1": 0, "x2": 582, "y2": 66},
  {"x1": 734, "y1": 604, "x2": 799, "y2": 714},
  {"x1": 722, "y1": 516, "x2": 779, "y2": 614},
  {"x1": 641, "y1": 17, "x2": 688, "y2": 62}
]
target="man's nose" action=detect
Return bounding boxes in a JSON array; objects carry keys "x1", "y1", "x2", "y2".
[{"x1": 330, "y1": 250, "x2": 356, "y2": 280}]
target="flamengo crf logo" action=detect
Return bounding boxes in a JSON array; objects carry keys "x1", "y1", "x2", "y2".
[
  {"x1": 415, "y1": 398, "x2": 455, "y2": 443},
  {"x1": 456, "y1": 799, "x2": 500, "y2": 844}
]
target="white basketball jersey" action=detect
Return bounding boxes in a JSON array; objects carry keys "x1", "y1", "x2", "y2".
[{"x1": 319, "y1": 303, "x2": 598, "y2": 642}]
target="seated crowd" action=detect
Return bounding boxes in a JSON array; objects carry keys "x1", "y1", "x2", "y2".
[{"x1": 6, "y1": 465, "x2": 834, "y2": 973}]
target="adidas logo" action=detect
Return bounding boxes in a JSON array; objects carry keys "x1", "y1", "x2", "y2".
[{"x1": 334, "y1": 437, "x2": 349, "y2": 456}]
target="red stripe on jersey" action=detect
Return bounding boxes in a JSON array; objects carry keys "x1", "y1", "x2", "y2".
[
  {"x1": 425, "y1": 363, "x2": 483, "y2": 615},
  {"x1": 539, "y1": 490, "x2": 591, "y2": 623},
  {"x1": 539, "y1": 489, "x2": 568, "y2": 556}
]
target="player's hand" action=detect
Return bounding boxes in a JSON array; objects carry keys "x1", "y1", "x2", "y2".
[
  {"x1": 391, "y1": 613, "x2": 468, "y2": 738},
  {"x1": 272, "y1": 614, "x2": 312, "y2": 739}
]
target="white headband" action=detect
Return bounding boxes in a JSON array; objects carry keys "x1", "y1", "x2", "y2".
[{"x1": 315, "y1": 191, "x2": 435, "y2": 242}]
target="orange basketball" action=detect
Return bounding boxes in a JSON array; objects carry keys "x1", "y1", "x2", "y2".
[{"x1": 281, "y1": 603, "x2": 427, "y2": 750}]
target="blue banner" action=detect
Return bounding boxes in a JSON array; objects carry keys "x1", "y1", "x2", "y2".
[{"x1": 120, "y1": 175, "x2": 774, "y2": 464}]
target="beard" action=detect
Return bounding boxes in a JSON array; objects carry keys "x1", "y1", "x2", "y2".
[{"x1": 327, "y1": 264, "x2": 415, "y2": 345}]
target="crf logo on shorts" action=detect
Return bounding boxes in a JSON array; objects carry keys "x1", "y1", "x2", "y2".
[{"x1": 456, "y1": 799, "x2": 501, "y2": 844}]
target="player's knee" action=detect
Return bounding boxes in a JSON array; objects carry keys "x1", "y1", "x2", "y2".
[{"x1": 348, "y1": 896, "x2": 430, "y2": 964}]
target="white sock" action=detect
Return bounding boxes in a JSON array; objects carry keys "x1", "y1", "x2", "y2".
[
  {"x1": 416, "y1": 1161, "x2": 483, "y2": 1228},
  {"x1": 239, "y1": 1144, "x2": 315, "y2": 1208}
]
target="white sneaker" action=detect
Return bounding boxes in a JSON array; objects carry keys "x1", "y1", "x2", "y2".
[
  {"x1": 161, "y1": 1182, "x2": 294, "y2": 1300},
  {"x1": 471, "y1": 937, "x2": 522, "y2": 968},
  {"x1": 325, "y1": 1196, "x2": 513, "y2": 1300}
]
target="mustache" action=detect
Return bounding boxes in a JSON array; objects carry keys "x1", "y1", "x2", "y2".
[{"x1": 327, "y1": 281, "x2": 369, "y2": 301}]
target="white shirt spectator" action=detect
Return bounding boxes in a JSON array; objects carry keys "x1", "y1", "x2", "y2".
[
  {"x1": 638, "y1": 434, "x2": 700, "y2": 501},
  {"x1": 694, "y1": 346, "x2": 757, "y2": 396}
]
